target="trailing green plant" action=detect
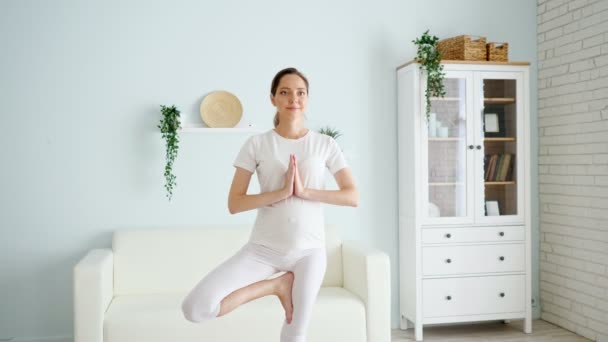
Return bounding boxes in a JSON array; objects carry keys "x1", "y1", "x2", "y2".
[
  {"x1": 412, "y1": 30, "x2": 446, "y2": 122},
  {"x1": 319, "y1": 126, "x2": 342, "y2": 140},
  {"x1": 158, "y1": 105, "x2": 181, "y2": 201}
]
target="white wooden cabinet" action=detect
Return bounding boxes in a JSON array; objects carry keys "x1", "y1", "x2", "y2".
[{"x1": 396, "y1": 61, "x2": 532, "y2": 341}]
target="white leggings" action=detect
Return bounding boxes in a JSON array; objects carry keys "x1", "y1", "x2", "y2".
[{"x1": 181, "y1": 242, "x2": 327, "y2": 342}]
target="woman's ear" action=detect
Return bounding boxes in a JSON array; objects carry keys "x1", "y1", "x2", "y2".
[{"x1": 270, "y1": 94, "x2": 276, "y2": 106}]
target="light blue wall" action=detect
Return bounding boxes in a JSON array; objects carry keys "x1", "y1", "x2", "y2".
[{"x1": 0, "y1": 0, "x2": 536, "y2": 340}]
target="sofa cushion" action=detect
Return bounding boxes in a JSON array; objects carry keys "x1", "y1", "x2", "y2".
[
  {"x1": 104, "y1": 287, "x2": 366, "y2": 342},
  {"x1": 112, "y1": 225, "x2": 343, "y2": 295}
]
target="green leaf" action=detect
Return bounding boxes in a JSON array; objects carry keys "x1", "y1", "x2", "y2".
[
  {"x1": 159, "y1": 104, "x2": 181, "y2": 201},
  {"x1": 412, "y1": 30, "x2": 445, "y2": 122}
]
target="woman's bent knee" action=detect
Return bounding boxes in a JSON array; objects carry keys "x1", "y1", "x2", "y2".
[{"x1": 181, "y1": 296, "x2": 219, "y2": 323}]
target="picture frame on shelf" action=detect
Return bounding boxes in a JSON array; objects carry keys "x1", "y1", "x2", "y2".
[
  {"x1": 484, "y1": 113, "x2": 499, "y2": 132},
  {"x1": 483, "y1": 106, "x2": 506, "y2": 137}
]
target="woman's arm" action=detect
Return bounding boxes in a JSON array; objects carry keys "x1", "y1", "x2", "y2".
[
  {"x1": 295, "y1": 163, "x2": 359, "y2": 207},
  {"x1": 228, "y1": 161, "x2": 295, "y2": 214}
]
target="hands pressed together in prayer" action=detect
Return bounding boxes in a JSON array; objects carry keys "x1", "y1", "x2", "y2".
[{"x1": 282, "y1": 154, "x2": 308, "y2": 200}]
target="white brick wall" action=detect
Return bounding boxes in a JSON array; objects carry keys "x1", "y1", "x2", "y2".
[{"x1": 538, "y1": 0, "x2": 608, "y2": 341}]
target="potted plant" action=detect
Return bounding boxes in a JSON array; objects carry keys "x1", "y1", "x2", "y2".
[
  {"x1": 319, "y1": 126, "x2": 342, "y2": 140},
  {"x1": 158, "y1": 105, "x2": 181, "y2": 201},
  {"x1": 413, "y1": 30, "x2": 446, "y2": 122}
]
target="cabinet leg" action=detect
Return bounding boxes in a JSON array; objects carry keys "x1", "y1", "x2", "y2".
[
  {"x1": 415, "y1": 323, "x2": 423, "y2": 341},
  {"x1": 524, "y1": 317, "x2": 532, "y2": 333},
  {"x1": 400, "y1": 316, "x2": 414, "y2": 330}
]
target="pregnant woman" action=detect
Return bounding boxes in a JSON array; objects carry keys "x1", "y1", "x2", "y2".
[{"x1": 181, "y1": 67, "x2": 359, "y2": 342}]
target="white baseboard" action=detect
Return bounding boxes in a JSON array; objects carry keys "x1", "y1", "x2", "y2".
[{"x1": 9, "y1": 336, "x2": 72, "y2": 342}]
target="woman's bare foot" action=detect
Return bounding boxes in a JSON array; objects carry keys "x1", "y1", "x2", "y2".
[{"x1": 275, "y1": 272, "x2": 294, "y2": 324}]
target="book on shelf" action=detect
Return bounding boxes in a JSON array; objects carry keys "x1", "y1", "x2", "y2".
[{"x1": 484, "y1": 153, "x2": 514, "y2": 182}]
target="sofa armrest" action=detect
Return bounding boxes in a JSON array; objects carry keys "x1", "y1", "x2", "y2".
[
  {"x1": 73, "y1": 249, "x2": 114, "y2": 342},
  {"x1": 342, "y1": 241, "x2": 391, "y2": 342}
]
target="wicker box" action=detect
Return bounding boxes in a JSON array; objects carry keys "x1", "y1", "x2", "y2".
[
  {"x1": 486, "y1": 42, "x2": 509, "y2": 62},
  {"x1": 437, "y1": 35, "x2": 487, "y2": 61}
]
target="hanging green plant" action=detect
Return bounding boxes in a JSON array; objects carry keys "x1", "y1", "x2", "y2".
[
  {"x1": 158, "y1": 105, "x2": 181, "y2": 201},
  {"x1": 413, "y1": 30, "x2": 446, "y2": 122},
  {"x1": 319, "y1": 126, "x2": 342, "y2": 140}
]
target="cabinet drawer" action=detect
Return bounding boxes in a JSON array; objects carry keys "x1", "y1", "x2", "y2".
[
  {"x1": 422, "y1": 226, "x2": 525, "y2": 244},
  {"x1": 423, "y1": 244, "x2": 524, "y2": 276},
  {"x1": 423, "y1": 275, "x2": 525, "y2": 318}
]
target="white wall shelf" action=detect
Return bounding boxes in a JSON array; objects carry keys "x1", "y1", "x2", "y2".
[{"x1": 178, "y1": 125, "x2": 265, "y2": 133}]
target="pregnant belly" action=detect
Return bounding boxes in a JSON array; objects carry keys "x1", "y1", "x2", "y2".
[
  {"x1": 260, "y1": 201, "x2": 322, "y2": 229},
  {"x1": 256, "y1": 199, "x2": 322, "y2": 235}
]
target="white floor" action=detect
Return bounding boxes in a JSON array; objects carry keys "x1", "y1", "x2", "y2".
[{"x1": 391, "y1": 319, "x2": 591, "y2": 341}]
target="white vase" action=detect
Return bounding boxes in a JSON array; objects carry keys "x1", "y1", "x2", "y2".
[{"x1": 428, "y1": 113, "x2": 437, "y2": 137}]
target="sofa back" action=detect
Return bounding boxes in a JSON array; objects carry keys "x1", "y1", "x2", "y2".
[{"x1": 112, "y1": 225, "x2": 343, "y2": 295}]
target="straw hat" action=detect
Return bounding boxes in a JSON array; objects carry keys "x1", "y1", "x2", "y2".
[{"x1": 199, "y1": 91, "x2": 243, "y2": 128}]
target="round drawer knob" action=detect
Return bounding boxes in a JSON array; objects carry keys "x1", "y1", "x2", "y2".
[
  {"x1": 499, "y1": 232, "x2": 505, "y2": 237},
  {"x1": 500, "y1": 292, "x2": 505, "y2": 298},
  {"x1": 446, "y1": 258, "x2": 452, "y2": 264},
  {"x1": 499, "y1": 256, "x2": 505, "y2": 261},
  {"x1": 468, "y1": 145, "x2": 474, "y2": 150},
  {"x1": 445, "y1": 233, "x2": 452, "y2": 238},
  {"x1": 446, "y1": 295, "x2": 452, "y2": 301},
  {"x1": 476, "y1": 145, "x2": 482, "y2": 150}
]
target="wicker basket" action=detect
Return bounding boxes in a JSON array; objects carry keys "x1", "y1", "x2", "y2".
[
  {"x1": 437, "y1": 35, "x2": 487, "y2": 61},
  {"x1": 486, "y1": 42, "x2": 509, "y2": 62}
]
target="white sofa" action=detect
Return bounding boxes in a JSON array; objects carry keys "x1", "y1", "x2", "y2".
[{"x1": 73, "y1": 225, "x2": 391, "y2": 342}]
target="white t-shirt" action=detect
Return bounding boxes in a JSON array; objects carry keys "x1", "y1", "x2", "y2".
[{"x1": 233, "y1": 129, "x2": 347, "y2": 252}]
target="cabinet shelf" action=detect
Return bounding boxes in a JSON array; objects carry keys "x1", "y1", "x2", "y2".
[
  {"x1": 431, "y1": 97, "x2": 461, "y2": 101},
  {"x1": 429, "y1": 137, "x2": 463, "y2": 142},
  {"x1": 429, "y1": 182, "x2": 464, "y2": 186},
  {"x1": 484, "y1": 98, "x2": 515, "y2": 104},
  {"x1": 485, "y1": 181, "x2": 516, "y2": 185},
  {"x1": 485, "y1": 137, "x2": 516, "y2": 142}
]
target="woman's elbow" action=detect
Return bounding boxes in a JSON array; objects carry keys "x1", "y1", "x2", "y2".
[
  {"x1": 227, "y1": 199, "x2": 239, "y2": 215},
  {"x1": 350, "y1": 190, "x2": 360, "y2": 207},
  {"x1": 228, "y1": 205, "x2": 237, "y2": 215}
]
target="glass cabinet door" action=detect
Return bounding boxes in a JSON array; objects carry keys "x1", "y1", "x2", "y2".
[
  {"x1": 425, "y1": 72, "x2": 473, "y2": 222},
  {"x1": 476, "y1": 72, "x2": 524, "y2": 221}
]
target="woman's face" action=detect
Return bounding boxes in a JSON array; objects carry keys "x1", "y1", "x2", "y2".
[{"x1": 271, "y1": 74, "x2": 308, "y2": 120}]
